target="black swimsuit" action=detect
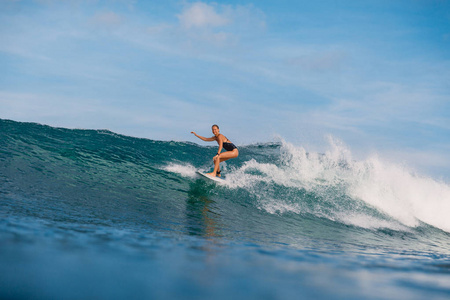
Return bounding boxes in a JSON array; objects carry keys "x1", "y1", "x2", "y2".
[{"x1": 223, "y1": 141, "x2": 237, "y2": 151}]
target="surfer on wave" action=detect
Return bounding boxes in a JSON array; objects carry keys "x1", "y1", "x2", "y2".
[{"x1": 191, "y1": 124, "x2": 239, "y2": 177}]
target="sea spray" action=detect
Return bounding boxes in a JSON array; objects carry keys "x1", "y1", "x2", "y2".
[{"x1": 349, "y1": 155, "x2": 450, "y2": 232}]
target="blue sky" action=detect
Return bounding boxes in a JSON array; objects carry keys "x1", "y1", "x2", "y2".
[{"x1": 1, "y1": 0, "x2": 449, "y2": 179}]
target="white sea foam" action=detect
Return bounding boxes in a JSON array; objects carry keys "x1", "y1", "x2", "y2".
[
  {"x1": 348, "y1": 154, "x2": 450, "y2": 232},
  {"x1": 227, "y1": 138, "x2": 450, "y2": 232},
  {"x1": 163, "y1": 163, "x2": 197, "y2": 178}
]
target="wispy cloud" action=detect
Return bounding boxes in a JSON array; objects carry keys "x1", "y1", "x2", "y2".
[
  {"x1": 90, "y1": 11, "x2": 124, "y2": 28},
  {"x1": 286, "y1": 51, "x2": 348, "y2": 73}
]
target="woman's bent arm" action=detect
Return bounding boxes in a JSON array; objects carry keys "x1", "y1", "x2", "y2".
[{"x1": 217, "y1": 136, "x2": 223, "y2": 154}]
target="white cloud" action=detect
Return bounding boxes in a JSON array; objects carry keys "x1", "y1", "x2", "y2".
[
  {"x1": 173, "y1": 2, "x2": 265, "y2": 47},
  {"x1": 178, "y1": 2, "x2": 229, "y2": 29}
]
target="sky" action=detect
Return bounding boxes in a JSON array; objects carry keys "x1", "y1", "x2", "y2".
[{"x1": 1, "y1": 0, "x2": 449, "y2": 179}]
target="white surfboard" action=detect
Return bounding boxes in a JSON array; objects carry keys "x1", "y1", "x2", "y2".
[{"x1": 196, "y1": 171, "x2": 225, "y2": 183}]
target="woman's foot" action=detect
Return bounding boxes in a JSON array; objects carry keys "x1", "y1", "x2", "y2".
[{"x1": 207, "y1": 170, "x2": 221, "y2": 177}]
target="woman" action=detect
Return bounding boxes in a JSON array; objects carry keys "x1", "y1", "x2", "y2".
[{"x1": 191, "y1": 124, "x2": 239, "y2": 177}]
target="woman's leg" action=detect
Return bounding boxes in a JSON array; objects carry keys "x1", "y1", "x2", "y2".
[
  {"x1": 207, "y1": 150, "x2": 238, "y2": 176},
  {"x1": 218, "y1": 149, "x2": 239, "y2": 161}
]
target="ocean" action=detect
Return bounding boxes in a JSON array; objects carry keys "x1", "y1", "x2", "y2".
[{"x1": 1, "y1": 118, "x2": 450, "y2": 299}]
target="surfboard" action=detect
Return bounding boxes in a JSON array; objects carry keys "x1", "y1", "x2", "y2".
[{"x1": 196, "y1": 171, "x2": 225, "y2": 183}]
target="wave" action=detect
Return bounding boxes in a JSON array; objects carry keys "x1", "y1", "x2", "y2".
[
  {"x1": 168, "y1": 138, "x2": 450, "y2": 234},
  {"x1": 2, "y1": 119, "x2": 450, "y2": 240}
]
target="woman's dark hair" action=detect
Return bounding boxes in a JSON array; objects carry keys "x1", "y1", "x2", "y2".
[{"x1": 212, "y1": 124, "x2": 219, "y2": 129}]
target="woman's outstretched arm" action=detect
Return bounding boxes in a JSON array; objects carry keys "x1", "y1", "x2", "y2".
[{"x1": 191, "y1": 131, "x2": 216, "y2": 142}]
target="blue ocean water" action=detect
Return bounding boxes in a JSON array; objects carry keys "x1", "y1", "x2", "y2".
[{"x1": 1, "y1": 119, "x2": 450, "y2": 299}]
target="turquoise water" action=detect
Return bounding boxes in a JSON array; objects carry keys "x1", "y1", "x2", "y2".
[{"x1": 1, "y1": 119, "x2": 450, "y2": 299}]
